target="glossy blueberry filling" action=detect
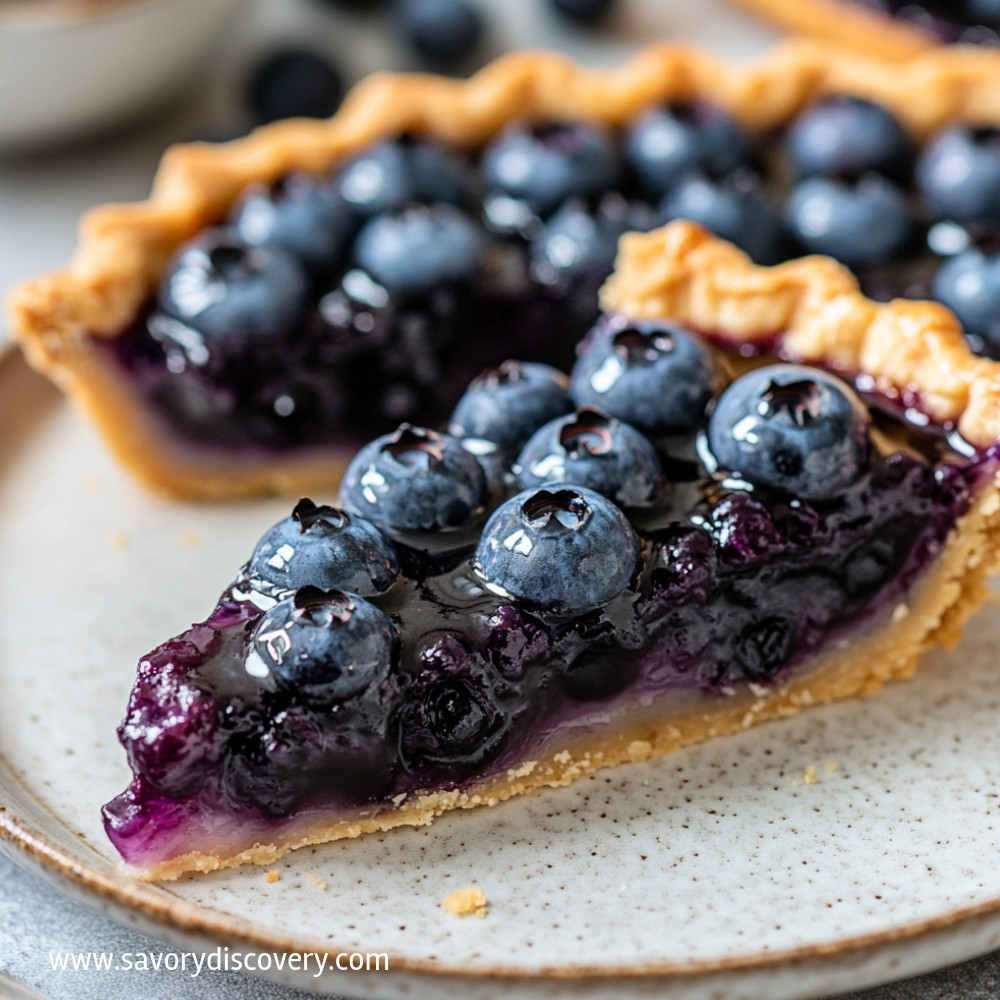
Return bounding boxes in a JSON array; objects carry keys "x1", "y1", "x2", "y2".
[
  {"x1": 102, "y1": 322, "x2": 989, "y2": 868},
  {"x1": 100, "y1": 94, "x2": 1000, "y2": 457},
  {"x1": 847, "y1": 0, "x2": 1000, "y2": 43}
]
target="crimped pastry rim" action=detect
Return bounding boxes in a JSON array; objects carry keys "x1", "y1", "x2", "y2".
[
  {"x1": 602, "y1": 222, "x2": 1000, "y2": 449},
  {"x1": 10, "y1": 38, "x2": 1000, "y2": 347}
]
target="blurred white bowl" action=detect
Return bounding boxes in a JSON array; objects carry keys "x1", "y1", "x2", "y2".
[{"x1": 0, "y1": 0, "x2": 246, "y2": 152}]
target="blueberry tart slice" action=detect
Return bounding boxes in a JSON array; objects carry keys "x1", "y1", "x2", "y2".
[
  {"x1": 730, "y1": 0, "x2": 1000, "y2": 57},
  {"x1": 103, "y1": 222, "x2": 1000, "y2": 879},
  {"x1": 10, "y1": 42, "x2": 1000, "y2": 498}
]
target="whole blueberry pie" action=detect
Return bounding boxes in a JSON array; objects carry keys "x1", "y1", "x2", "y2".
[
  {"x1": 730, "y1": 0, "x2": 1000, "y2": 55},
  {"x1": 102, "y1": 221, "x2": 1000, "y2": 879},
  {"x1": 9, "y1": 42, "x2": 1000, "y2": 498}
]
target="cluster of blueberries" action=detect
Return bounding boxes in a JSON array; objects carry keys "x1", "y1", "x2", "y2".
[
  {"x1": 142, "y1": 95, "x2": 1000, "y2": 456},
  {"x1": 247, "y1": 0, "x2": 616, "y2": 126},
  {"x1": 238, "y1": 317, "x2": 872, "y2": 717}
]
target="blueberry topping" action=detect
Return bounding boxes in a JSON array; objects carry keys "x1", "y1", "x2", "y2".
[
  {"x1": 660, "y1": 171, "x2": 789, "y2": 265},
  {"x1": 481, "y1": 122, "x2": 620, "y2": 217},
  {"x1": 245, "y1": 48, "x2": 343, "y2": 125},
  {"x1": 916, "y1": 127, "x2": 1000, "y2": 225},
  {"x1": 157, "y1": 229, "x2": 309, "y2": 349},
  {"x1": 547, "y1": 0, "x2": 617, "y2": 25},
  {"x1": 515, "y1": 406, "x2": 663, "y2": 509},
  {"x1": 231, "y1": 172, "x2": 356, "y2": 274},
  {"x1": 783, "y1": 175, "x2": 916, "y2": 268},
  {"x1": 395, "y1": 0, "x2": 485, "y2": 70},
  {"x1": 785, "y1": 97, "x2": 913, "y2": 182},
  {"x1": 531, "y1": 194, "x2": 655, "y2": 289},
  {"x1": 247, "y1": 498, "x2": 400, "y2": 596},
  {"x1": 251, "y1": 586, "x2": 396, "y2": 704},
  {"x1": 570, "y1": 316, "x2": 718, "y2": 433},
  {"x1": 707, "y1": 364, "x2": 871, "y2": 499},
  {"x1": 448, "y1": 360, "x2": 573, "y2": 452},
  {"x1": 931, "y1": 248, "x2": 1000, "y2": 355},
  {"x1": 337, "y1": 138, "x2": 474, "y2": 218},
  {"x1": 340, "y1": 424, "x2": 486, "y2": 532},
  {"x1": 474, "y1": 485, "x2": 639, "y2": 614},
  {"x1": 119, "y1": 663, "x2": 220, "y2": 797},
  {"x1": 354, "y1": 203, "x2": 487, "y2": 295},
  {"x1": 625, "y1": 103, "x2": 751, "y2": 197}
]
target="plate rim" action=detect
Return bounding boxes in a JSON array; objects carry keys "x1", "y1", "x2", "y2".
[
  {"x1": 3, "y1": 355, "x2": 1000, "y2": 986},
  {"x1": 6, "y1": 747, "x2": 1000, "y2": 982}
]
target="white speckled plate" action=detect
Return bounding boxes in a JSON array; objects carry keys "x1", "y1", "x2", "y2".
[{"x1": 5, "y1": 350, "x2": 1000, "y2": 1000}]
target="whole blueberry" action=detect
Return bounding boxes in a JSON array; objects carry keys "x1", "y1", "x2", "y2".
[
  {"x1": 231, "y1": 172, "x2": 356, "y2": 273},
  {"x1": 247, "y1": 498, "x2": 400, "y2": 596},
  {"x1": 707, "y1": 364, "x2": 871, "y2": 499},
  {"x1": 394, "y1": 0, "x2": 484, "y2": 70},
  {"x1": 785, "y1": 97, "x2": 913, "y2": 182},
  {"x1": 531, "y1": 194, "x2": 656, "y2": 288},
  {"x1": 783, "y1": 175, "x2": 915, "y2": 268},
  {"x1": 245, "y1": 48, "x2": 343, "y2": 125},
  {"x1": 548, "y1": 0, "x2": 616, "y2": 24},
  {"x1": 474, "y1": 484, "x2": 639, "y2": 614},
  {"x1": 625, "y1": 103, "x2": 751, "y2": 197},
  {"x1": 931, "y1": 249, "x2": 1000, "y2": 355},
  {"x1": 515, "y1": 407, "x2": 663, "y2": 509},
  {"x1": 481, "y1": 121, "x2": 620, "y2": 217},
  {"x1": 354, "y1": 203, "x2": 486, "y2": 295},
  {"x1": 916, "y1": 127, "x2": 1000, "y2": 225},
  {"x1": 337, "y1": 138, "x2": 474, "y2": 218},
  {"x1": 570, "y1": 316, "x2": 718, "y2": 433},
  {"x1": 251, "y1": 586, "x2": 395, "y2": 704},
  {"x1": 340, "y1": 424, "x2": 486, "y2": 532},
  {"x1": 449, "y1": 360, "x2": 573, "y2": 452},
  {"x1": 157, "y1": 228, "x2": 309, "y2": 348},
  {"x1": 661, "y1": 171, "x2": 789, "y2": 265}
]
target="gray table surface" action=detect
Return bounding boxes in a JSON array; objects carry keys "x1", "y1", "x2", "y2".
[{"x1": 2, "y1": 1, "x2": 1000, "y2": 998}]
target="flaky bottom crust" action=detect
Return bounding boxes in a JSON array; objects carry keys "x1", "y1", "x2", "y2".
[{"x1": 139, "y1": 475, "x2": 1000, "y2": 880}]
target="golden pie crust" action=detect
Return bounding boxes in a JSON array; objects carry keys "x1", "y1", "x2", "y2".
[
  {"x1": 132, "y1": 222, "x2": 1000, "y2": 880},
  {"x1": 728, "y1": 0, "x2": 974, "y2": 60},
  {"x1": 8, "y1": 40, "x2": 1000, "y2": 498}
]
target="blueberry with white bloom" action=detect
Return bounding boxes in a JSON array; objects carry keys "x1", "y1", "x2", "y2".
[
  {"x1": 231, "y1": 172, "x2": 356, "y2": 274},
  {"x1": 251, "y1": 587, "x2": 395, "y2": 705},
  {"x1": 481, "y1": 121, "x2": 620, "y2": 217},
  {"x1": 570, "y1": 316, "x2": 717, "y2": 433},
  {"x1": 340, "y1": 425, "x2": 486, "y2": 533},
  {"x1": 158, "y1": 228, "x2": 309, "y2": 345},
  {"x1": 474, "y1": 484, "x2": 639, "y2": 614},
  {"x1": 448, "y1": 360, "x2": 573, "y2": 452},
  {"x1": 707, "y1": 364, "x2": 870, "y2": 499},
  {"x1": 354, "y1": 203, "x2": 486, "y2": 295},
  {"x1": 247, "y1": 498, "x2": 399, "y2": 595},
  {"x1": 515, "y1": 407, "x2": 663, "y2": 509}
]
